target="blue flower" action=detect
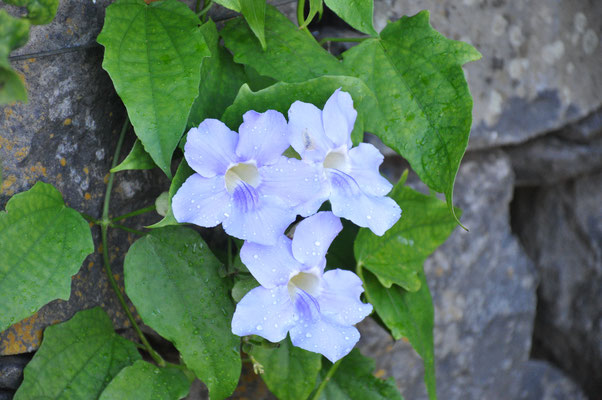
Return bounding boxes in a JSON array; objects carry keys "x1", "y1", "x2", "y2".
[
  {"x1": 231, "y1": 212, "x2": 372, "y2": 362},
  {"x1": 172, "y1": 110, "x2": 321, "y2": 245},
  {"x1": 288, "y1": 89, "x2": 401, "y2": 235}
]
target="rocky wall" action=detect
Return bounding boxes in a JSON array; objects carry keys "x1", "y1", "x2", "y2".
[{"x1": 1, "y1": 0, "x2": 600, "y2": 399}]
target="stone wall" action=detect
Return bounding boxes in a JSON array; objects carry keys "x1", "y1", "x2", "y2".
[{"x1": 1, "y1": 0, "x2": 600, "y2": 399}]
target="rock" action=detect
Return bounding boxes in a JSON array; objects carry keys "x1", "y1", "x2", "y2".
[
  {"x1": 369, "y1": 0, "x2": 602, "y2": 149},
  {"x1": 507, "y1": 107, "x2": 602, "y2": 186},
  {"x1": 0, "y1": 355, "x2": 29, "y2": 390},
  {"x1": 512, "y1": 170, "x2": 602, "y2": 398},
  {"x1": 359, "y1": 151, "x2": 538, "y2": 400},
  {"x1": 517, "y1": 360, "x2": 587, "y2": 400},
  {"x1": 0, "y1": 0, "x2": 169, "y2": 355}
]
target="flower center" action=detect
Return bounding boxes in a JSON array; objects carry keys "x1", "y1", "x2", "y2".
[
  {"x1": 287, "y1": 270, "x2": 321, "y2": 300},
  {"x1": 322, "y1": 148, "x2": 349, "y2": 171},
  {"x1": 224, "y1": 162, "x2": 260, "y2": 193}
]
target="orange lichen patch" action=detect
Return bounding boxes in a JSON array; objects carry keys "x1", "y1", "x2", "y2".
[
  {"x1": 1, "y1": 174, "x2": 17, "y2": 195},
  {"x1": 83, "y1": 167, "x2": 89, "y2": 174},
  {"x1": 4, "y1": 108, "x2": 13, "y2": 118},
  {"x1": 23, "y1": 163, "x2": 48, "y2": 185},
  {"x1": 84, "y1": 192, "x2": 92, "y2": 200},
  {"x1": 435, "y1": 266, "x2": 445, "y2": 277},
  {"x1": 63, "y1": 118, "x2": 72, "y2": 126},
  {"x1": 103, "y1": 173, "x2": 110, "y2": 184},
  {"x1": 97, "y1": 243, "x2": 103, "y2": 253},
  {"x1": 0, "y1": 313, "x2": 43, "y2": 355},
  {"x1": 374, "y1": 369, "x2": 387, "y2": 378},
  {"x1": 386, "y1": 344, "x2": 395, "y2": 352},
  {"x1": 0, "y1": 135, "x2": 17, "y2": 151},
  {"x1": 13, "y1": 147, "x2": 29, "y2": 161},
  {"x1": 27, "y1": 58, "x2": 36, "y2": 63},
  {"x1": 59, "y1": 157, "x2": 66, "y2": 167}
]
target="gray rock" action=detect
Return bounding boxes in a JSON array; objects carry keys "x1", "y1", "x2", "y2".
[
  {"x1": 507, "y1": 107, "x2": 602, "y2": 186},
  {"x1": 512, "y1": 170, "x2": 602, "y2": 398},
  {"x1": 517, "y1": 360, "x2": 587, "y2": 400},
  {"x1": 0, "y1": 355, "x2": 28, "y2": 390},
  {"x1": 359, "y1": 151, "x2": 538, "y2": 400},
  {"x1": 371, "y1": 0, "x2": 602, "y2": 150}
]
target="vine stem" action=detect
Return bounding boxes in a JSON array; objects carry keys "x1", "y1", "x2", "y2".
[
  {"x1": 310, "y1": 359, "x2": 342, "y2": 400},
  {"x1": 296, "y1": 0, "x2": 312, "y2": 36},
  {"x1": 101, "y1": 117, "x2": 165, "y2": 367},
  {"x1": 111, "y1": 205, "x2": 156, "y2": 222},
  {"x1": 318, "y1": 36, "x2": 368, "y2": 46}
]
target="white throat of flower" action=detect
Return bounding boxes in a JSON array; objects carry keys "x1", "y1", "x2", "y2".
[
  {"x1": 287, "y1": 268, "x2": 321, "y2": 301},
  {"x1": 322, "y1": 147, "x2": 350, "y2": 172},
  {"x1": 224, "y1": 161, "x2": 260, "y2": 193}
]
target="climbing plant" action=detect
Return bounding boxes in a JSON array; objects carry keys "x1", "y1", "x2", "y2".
[{"x1": 0, "y1": 0, "x2": 480, "y2": 398}]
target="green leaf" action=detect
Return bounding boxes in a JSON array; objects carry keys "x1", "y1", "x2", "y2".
[
  {"x1": 3, "y1": 0, "x2": 59, "y2": 25},
  {"x1": 222, "y1": 75, "x2": 382, "y2": 147},
  {"x1": 342, "y1": 11, "x2": 481, "y2": 220},
  {"x1": 14, "y1": 307, "x2": 141, "y2": 399},
  {"x1": 240, "y1": 0, "x2": 267, "y2": 50},
  {"x1": 221, "y1": 5, "x2": 346, "y2": 83},
  {"x1": 187, "y1": 19, "x2": 248, "y2": 128},
  {"x1": 317, "y1": 349, "x2": 403, "y2": 400},
  {"x1": 110, "y1": 139, "x2": 156, "y2": 173},
  {"x1": 147, "y1": 159, "x2": 194, "y2": 228},
  {"x1": 97, "y1": 0, "x2": 210, "y2": 177},
  {"x1": 212, "y1": 0, "x2": 241, "y2": 11},
  {"x1": 124, "y1": 226, "x2": 241, "y2": 400},
  {"x1": 250, "y1": 337, "x2": 322, "y2": 400},
  {"x1": 324, "y1": 0, "x2": 377, "y2": 36},
  {"x1": 0, "y1": 10, "x2": 30, "y2": 104},
  {"x1": 326, "y1": 218, "x2": 358, "y2": 271},
  {"x1": 354, "y1": 181, "x2": 460, "y2": 292},
  {"x1": 231, "y1": 274, "x2": 259, "y2": 303},
  {"x1": 99, "y1": 360, "x2": 191, "y2": 400},
  {"x1": 0, "y1": 182, "x2": 94, "y2": 332},
  {"x1": 360, "y1": 269, "x2": 435, "y2": 400}
]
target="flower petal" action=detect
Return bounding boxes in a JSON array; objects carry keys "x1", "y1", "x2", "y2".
[
  {"x1": 288, "y1": 100, "x2": 333, "y2": 162},
  {"x1": 292, "y1": 212, "x2": 342, "y2": 267},
  {"x1": 240, "y1": 235, "x2": 303, "y2": 288},
  {"x1": 322, "y1": 89, "x2": 356, "y2": 149},
  {"x1": 236, "y1": 110, "x2": 289, "y2": 166},
  {"x1": 318, "y1": 269, "x2": 372, "y2": 326},
  {"x1": 184, "y1": 119, "x2": 239, "y2": 178},
  {"x1": 328, "y1": 170, "x2": 401, "y2": 236},
  {"x1": 289, "y1": 315, "x2": 360, "y2": 363},
  {"x1": 259, "y1": 157, "x2": 327, "y2": 217},
  {"x1": 348, "y1": 143, "x2": 392, "y2": 196},
  {"x1": 231, "y1": 286, "x2": 296, "y2": 343},
  {"x1": 223, "y1": 187, "x2": 296, "y2": 245},
  {"x1": 172, "y1": 174, "x2": 231, "y2": 227}
]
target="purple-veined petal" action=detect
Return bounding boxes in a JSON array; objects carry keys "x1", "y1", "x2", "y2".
[
  {"x1": 236, "y1": 110, "x2": 289, "y2": 166},
  {"x1": 240, "y1": 235, "x2": 303, "y2": 288},
  {"x1": 184, "y1": 119, "x2": 239, "y2": 178},
  {"x1": 288, "y1": 100, "x2": 333, "y2": 162},
  {"x1": 348, "y1": 143, "x2": 392, "y2": 196},
  {"x1": 223, "y1": 187, "x2": 296, "y2": 245},
  {"x1": 231, "y1": 285, "x2": 296, "y2": 343},
  {"x1": 289, "y1": 315, "x2": 360, "y2": 363},
  {"x1": 172, "y1": 174, "x2": 231, "y2": 227},
  {"x1": 259, "y1": 157, "x2": 326, "y2": 217},
  {"x1": 318, "y1": 269, "x2": 372, "y2": 326},
  {"x1": 327, "y1": 169, "x2": 401, "y2": 236},
  {"x1": 292, "y1": 212, "x2": 342, "y2": 267},
  {"x1": 322, "y1": 89, "x2": 356, "y2": 149}
]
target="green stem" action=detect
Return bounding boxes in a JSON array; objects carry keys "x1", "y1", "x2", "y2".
[
  {"x1": 318, "y1": 36, "x2": 368, "y2": 46},
  {"x1": 310, "y1": 359, "x2": 342, "y2": 400},
  {"x1": 111, "y1": 205, "x2": 156, "y2": 222},
  {"x1": 110, "y1": 223, "x2": 147, "y2": 236},
  {"x1": 101, "y1": 117, "x2": 165, "y2": 367},
  {"x1": 197, "y1": 0, "x2": 212, "y2": 20},
  {"x1": 296, "y1": 0, "x2": 311, "y2": 36},
  {"x1": 80, "y1": 212, "x2": 99, "y2": 225}
]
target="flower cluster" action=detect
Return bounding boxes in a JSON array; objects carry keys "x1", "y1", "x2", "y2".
[{"x1": 173, "y1": 90, "x2": 401, "y2": 361}]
